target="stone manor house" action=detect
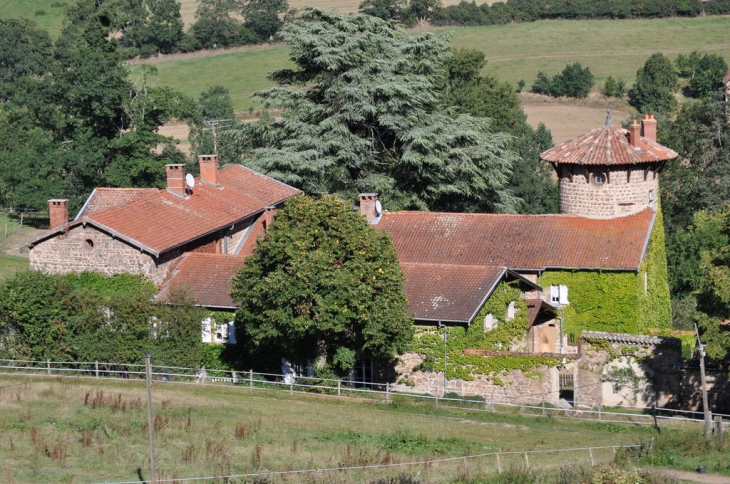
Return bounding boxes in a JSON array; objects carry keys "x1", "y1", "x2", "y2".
[{"x1": 21, "y1": 114, "x2": 680, "y2": 396}]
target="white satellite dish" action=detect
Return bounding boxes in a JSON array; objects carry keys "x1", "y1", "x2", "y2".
[
  {"x1": 375, "y1": 200, "x2": 382, "y2": 215},
  {"x1": 185, "y1": 173, "x2": 195, "y2": 189}
]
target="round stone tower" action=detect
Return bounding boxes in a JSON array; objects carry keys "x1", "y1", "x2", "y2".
[{"x1": 540, "y1": 114, "x2": 678, "y2": 218}]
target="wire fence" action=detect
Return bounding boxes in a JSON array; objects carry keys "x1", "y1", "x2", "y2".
[
  {"x1": 1, "y1": 358, "x2": 727, "y2": 429},
  {"x1": 89, "y1": 444, "x2": 648, "y2": 484}
]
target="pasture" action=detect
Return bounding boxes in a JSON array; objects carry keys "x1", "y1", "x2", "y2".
[{"x1": 0, "y1": 374, "x2": 659, "y2": 483}]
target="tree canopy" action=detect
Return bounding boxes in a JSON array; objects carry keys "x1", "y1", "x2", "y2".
[
  {"x1": 630, "y1": 53, "x2": 679, "y2": 114},
  {"x1": 230, "y1": 195, "x2": 413, "y2": 377},
  {"x1": 231, "y1": 8, "x2": 517, "y2": 213}
]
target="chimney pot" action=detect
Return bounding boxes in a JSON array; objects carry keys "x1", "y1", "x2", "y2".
[
  {"x1": 642, "y1": 114, "x2": 657, "y2": 143},
  {"x1": 199, "y1": 154, "x2": 218, "y2": 185},
  {"x1": 165, "y1": 164, "x2": 186, "y2": 195},
  {"x1": 359, "y1": 193, "x2": 379, "y2": 223},
  {"x1": 48, "y1": 199, "x2": 69, "y2": 229},
  {"x1": 629, "y1": 119, "x2": 641, "y2": 147}
]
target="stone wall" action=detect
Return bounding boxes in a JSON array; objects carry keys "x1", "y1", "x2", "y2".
[
  {"x1": 29, "y1": 225, "x2": 176, "y2": 285},
  {"x1": 392, "y1": 351, "x2": 560, "y2": 405},
  {"x1": 559, "y1": 164, "x2": 659, "y2": 217}
]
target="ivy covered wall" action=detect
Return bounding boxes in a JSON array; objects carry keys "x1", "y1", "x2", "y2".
[
  {"x1": 408, "y1": 281, "x2": 561, "y2": 383},
  {"x1": 539, "y1": 212, "x2": 671, "y2": 337}
]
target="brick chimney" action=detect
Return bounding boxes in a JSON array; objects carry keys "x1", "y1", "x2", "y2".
[
  {"x1": 263, "y1": 205, "x2": 276, "y2": 230},
  {"x1": 199, "y1": 154, "x2": 218, "y2": 185},
  {"x1": 48, "y1": 199, "x2": 68, "y2": 229},
  {"x1": 359, "y1": 193, "x2": 380, "y2": 223},
  {"x1": 165, "y1": 164, "x2": 186, "y2": 195},
  {"x1": 629, "y1": 119, "x2": 641, "y2": 147},
  {"x1": 642, "y1": 114, "x2": 657, "y2": 143}
]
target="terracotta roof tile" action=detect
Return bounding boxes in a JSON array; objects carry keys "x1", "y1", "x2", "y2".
[
  {"x1": 85, "y1": 165, "x2": 300, "y2": 254},
  {"x1": 218, "y1": 165, "x2": 301, "y2": 206},
  {"x1": 156, "y1": 253, "x2": 247, "y2": 308},
  {"x1": 76, "y1": 188, "x2": 159, "y2": 218},
  {"x1": 582, "y1": 331, "x2": 681, "y2": 346},
  {"x1": 377, "y1": 209, "x2": 655, "y2": 271},
  {"x1": 540, "y1": 125, "x2": 677, "y2": 165},
  {"x1": 401, "y1": 263, "x2": 507, "y2": 323}
]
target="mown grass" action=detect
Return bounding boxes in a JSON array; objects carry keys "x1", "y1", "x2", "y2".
[
  {"x1": 0, "y1": 253, "x2": 28, "y2": 281},
  {"x1": 0, "y1": 375, "x2": 663, "y2": 483},
  {"x1": 0, "y1": 0, "x2": 69, "y2": 37},
  {"x1": 133, "y1": 16, "x2": 730, "y2": 111}
]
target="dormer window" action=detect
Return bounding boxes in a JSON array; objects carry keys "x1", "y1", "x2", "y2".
[{"x1": 592, "y1": 172, "x2": 606, "y2": 186}]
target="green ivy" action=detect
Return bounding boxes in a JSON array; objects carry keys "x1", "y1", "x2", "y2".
[
  {"x1": 409, "y1": 281, "x2": 561, "y2": 382},
  {"x1": 637, "y1": 209, "x2": 672, "y2": 331}
]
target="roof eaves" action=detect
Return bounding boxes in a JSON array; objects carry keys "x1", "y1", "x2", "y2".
[
  {"x1": 75, "y1": 188, "x2": 97, "y2": 220},
  {"x1": 638, "y1": 209, "x2": 658, "y2": 265},
  {"x1": 466, "y1": 267, "x2": 509, "y2": 326}
]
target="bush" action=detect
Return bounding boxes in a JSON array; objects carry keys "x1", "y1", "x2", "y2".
[{"x1": 532, "y1": 63, "x2": 594, "y2": 98}]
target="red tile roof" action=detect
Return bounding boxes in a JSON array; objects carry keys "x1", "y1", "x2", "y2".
[
  {"x1": 25, "y1": 164, "x2": 301, "y2": 255},
  {"x1": 377, "y1": 209, "x2": 655, "y2": 271},
  {"x1": 90, "y1": 181, "x2": 267, "y2": 254},
  {"x1": 76, "y1": 188, "x2": 159, "y2": 219},
  {"x1": 156, "y1": 253, "x2": 247, "y2": 308},
  {"x1": 540, "y1": 125, "x2": 677, "y2": 165},
  {"x1": 401, "y1": 264, "x2": 507, "y2": 322}
]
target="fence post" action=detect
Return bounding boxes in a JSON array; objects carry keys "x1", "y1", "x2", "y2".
[
  {"x1": 290, "y1": 380, "x2": 293, "y2": 394},
  {"x1": 338, "y1": 380, "x2": 341, "y2": 397},
  {"x1": 524, "y1": 452, "x2": 530, "y2": 470},
  {"x1": 589, "y1": 447, "x2": 594, "y2": 466},
  {"x1": 715, "y1": 415, "x2": 723, "y2": 449},
  {"x1": 496, "y1": 454, "x2": 502, "y2": 474},
  {"x1": 542, "y1": 397, "x2": 545, "y2": 417},
  {"x1": 95, "y1": 361, "x2": 99, "y2": 378},
  {"x1": 47, "y1": 360, "x2": 51, "y2": 376},
  {"x1": 249, "y1": 370, "x2": 253, "y2": 390},
  {"x1": 386, "y1": 382, "x2": 390, "y2": 402},
  {"x1": 598, "y1": 404, "x2": 602, "y2": 421},
  {"x1": 232, "y1": 370, "x2": 238, "y2": 383}
]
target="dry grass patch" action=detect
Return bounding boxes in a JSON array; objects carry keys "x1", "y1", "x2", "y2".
[{"x1": 0, "y1": 375, "x2": 661, "y2": 483}]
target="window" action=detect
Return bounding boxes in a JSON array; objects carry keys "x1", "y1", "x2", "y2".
[
  {"x1": 550, "y1": 285, "x2": 569, "y2": 305},
  {"x1": 592, "y1": 172, "x2": 606, "y2": 185},
  {"x1": 83, "y1": 238, "x2": 95, "y2": 250},
  {"x1": 506, "y1": 301, "x2": 516, "y2": 320},
  {"x1": 484, "y1": 313, "x2": 495, "y2": 331}
]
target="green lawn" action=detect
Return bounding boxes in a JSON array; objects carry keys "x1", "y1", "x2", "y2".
[
  {"x1": 133, "y1": 16, "x2": 730, "y2": 111},
  {"x1": 0, "y1": 0, "x2": 68, "y2": 37},
  {"x1": 0, "y1": 252, "x2": 28, "y2": 280}
]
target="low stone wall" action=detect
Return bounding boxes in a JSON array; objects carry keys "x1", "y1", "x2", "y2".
[{"x1": 392, "y1": 351, "x2": 560, "y2": 405}]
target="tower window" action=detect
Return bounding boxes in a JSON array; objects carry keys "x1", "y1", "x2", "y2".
[{"x1": 592, "y1": 172, "x2": 606, "y2": 185}]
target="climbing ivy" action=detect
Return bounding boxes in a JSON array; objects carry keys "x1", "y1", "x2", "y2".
[
  {"x1": 409, "y1": 281, "x2": 561, "y2": 383},
  {"x1": 540, "y1": 214, "x2": 671, "y2": 337},
  {"x1": 637, "y1": 209, "x2": 672, "y2": 331}
]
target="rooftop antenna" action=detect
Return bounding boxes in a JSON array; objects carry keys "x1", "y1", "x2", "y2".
[
  {"x1": 375, "y1": 200, "x2": 382, "y2": 216},
  {"x1": 202, "y1": 118, "x2": 233, "y2": 156},
  {"x1": 605, "y1": 101, "x2": 613, "y2": 126},
  {"x1": 185, "y1": 173, "x2": 195, "y2": 191}
]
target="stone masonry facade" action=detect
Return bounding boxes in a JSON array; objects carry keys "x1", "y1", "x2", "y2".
[{"x1": 559, "y1": 164, "x2": 659, "y2": 217}]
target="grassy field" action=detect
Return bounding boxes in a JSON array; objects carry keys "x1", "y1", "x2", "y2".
[
  {"x1": 0, "y1": 213, "x2": 34, "y2": 281},
  {"x1": 0, "y1": 374, "x2": 674, "y2": 483},
  {"x1": 131, "y1": 16, "x2": 730, "y2": 113}
]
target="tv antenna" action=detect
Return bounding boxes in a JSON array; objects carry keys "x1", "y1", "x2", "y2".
[{"x1": 203, "y1": 118, "x2": 233, "y2": 156}]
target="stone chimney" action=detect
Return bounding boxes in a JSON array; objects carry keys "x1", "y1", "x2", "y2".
[
  {"x1": 199, "y1": 154, "x2": 218, "y2": 185},
  {"x1": 48, "y1": 199, "x2": 69, "y2": 229},
  {"x1": 359, "y1": 193, "x2": 379, "y2": 223},
  {"x1": 263, "y1": 205, "x2": 276, "y2": 230},
  {"x1": 165, "y1": 164, "x2": 186, "y2": 195},
  {"x1": 642, "y1": 114, "x2": 657, "y2": 143},
  {"x1": 629, "y1": 119, "x2": 641, "y2": 147}
]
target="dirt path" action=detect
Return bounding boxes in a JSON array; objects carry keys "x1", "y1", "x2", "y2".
[{"x1": 647, "y1": 467, "x2": 730, "y2": 484}]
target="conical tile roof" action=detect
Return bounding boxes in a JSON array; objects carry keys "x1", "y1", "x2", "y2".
[{"x1": 540, "y1": 124, "x2": 677, "y2": 166}]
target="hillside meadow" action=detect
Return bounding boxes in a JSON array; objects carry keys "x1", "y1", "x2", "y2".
[
  {"x1": 129, "y1": 16, "x2": 730, "y2": 113},
  {"x1": 0, "y1": 374, "x2": 671, "y2": 483}
]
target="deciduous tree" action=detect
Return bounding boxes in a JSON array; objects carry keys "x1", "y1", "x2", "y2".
[
  {"x1": 630, "y1": 53, "x2": 679, "y2": 114},
  {"x1": 230, "y1": 195, "x2": 413, "y2": 376}
]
